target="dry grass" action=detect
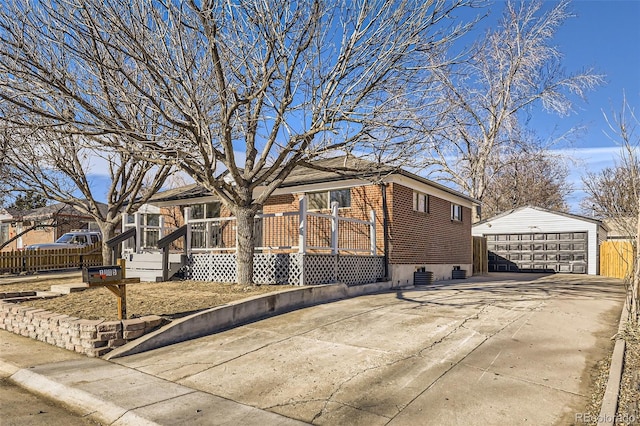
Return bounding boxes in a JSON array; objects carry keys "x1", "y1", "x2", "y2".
[
  {"x1": 617, "y1": 325, "x2": 640, "y2": 425},
  {"x1": 1, "y1": 274, "x2": 297, "y2": 321}
]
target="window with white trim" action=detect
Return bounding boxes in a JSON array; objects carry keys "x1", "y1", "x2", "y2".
[
  {"x1": 190, "y1": 202, "x2": 221, "y2": 219},
  {"x1": 451, "y1": 203, "x2": 463, "y2": 221},
  {"x1": 307, "y1": 189, "x2": 351, "y2": 210},
  {"x1": 413, "y1": 191, "x2": 429, "y2": 213}
]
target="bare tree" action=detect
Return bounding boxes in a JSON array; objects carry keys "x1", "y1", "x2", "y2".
[
  {"x1": 0, "y1": 0, "x2": 480, "y2": 284},
  {"x1": 419, "y1": 0, "x2": 603, "y2": 221},
  {"x1": 0, "y1": 126, "x2": 172, "y2": 263},
  {"x1": 481, "y1": 148, "x2": 572, "y2": 217},
  {"x1": 582, "y1": 97, "x2": 639, "y2": 319}
]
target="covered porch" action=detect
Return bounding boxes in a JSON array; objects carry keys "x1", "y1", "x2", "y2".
[{"x1": 116, "y1": 197, "x2": 385, "y2": 285}]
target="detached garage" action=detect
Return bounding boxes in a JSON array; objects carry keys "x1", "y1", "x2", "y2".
[{"x1": 472, "y1": 206, "x2": 608, "y2": 275}]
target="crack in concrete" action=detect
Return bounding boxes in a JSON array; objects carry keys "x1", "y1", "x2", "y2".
[
  {"x1": 382, "y1": 301, "x2": 546, "y2": 425},
  {"x1": 307, "y1": 301, "x2": 521, "y2": 423},
  {"x1": 462, "y1": 363, "x2": 587, "y2": 397},
  {"x1": 126, "y1": 293, "x2": 547, "y2": 424}
]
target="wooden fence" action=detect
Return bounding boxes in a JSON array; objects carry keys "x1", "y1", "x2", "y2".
[
  {"x1": 473, "y1": 236, "x2": 488, "y2": 275},
  {"x1": 600, "y1": 240, "x2": 635, "y2": 279},
  {"x1": 0, "y1": 243, "x2": 103, "y2": 275}
]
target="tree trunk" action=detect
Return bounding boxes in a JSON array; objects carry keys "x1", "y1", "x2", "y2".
[
  {"x1": 235, "y1": 207, "x2": 256, "y2": 285},
  {"x1": 98, "y1": 222, "x2": 119, "y2": 266}
]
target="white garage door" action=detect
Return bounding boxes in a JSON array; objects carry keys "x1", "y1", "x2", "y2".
[{"x1": 487, "y1": 232, "x2": 588, "y2": 274}]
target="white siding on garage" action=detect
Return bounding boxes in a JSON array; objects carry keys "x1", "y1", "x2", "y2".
[{"x1": 472, "y1": 207, "x2": 603, "y2": 275}]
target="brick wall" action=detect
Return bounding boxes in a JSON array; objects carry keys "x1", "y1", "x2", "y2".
[
  {"x1": 0, "y1": 299, "x2": 164, "y2": 357},
  {"x1": 387, "y1": 183, "x2": 472, "y2": 265}
]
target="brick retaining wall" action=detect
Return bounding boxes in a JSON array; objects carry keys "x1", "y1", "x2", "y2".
[{"x1": 0, "y1": 300, "x2": 165, "y2": 357}]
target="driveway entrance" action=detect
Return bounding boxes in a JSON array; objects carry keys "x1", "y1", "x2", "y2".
[{"x1": 115, "y1": 273, "x2": 624, "y2": 425}]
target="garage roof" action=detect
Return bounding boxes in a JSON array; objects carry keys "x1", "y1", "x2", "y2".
[{"x1": 474, "y1": 205, "x2": 608, "y2": 231}]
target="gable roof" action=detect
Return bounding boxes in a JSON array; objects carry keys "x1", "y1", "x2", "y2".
[
  {"x1": 150, "y1": 156, "x2": 478, "y2": 204},
  {"x1": 22, "y1": 202, "x2": 107, "y2": 221},
  {"x1": 474, "y1": 205, "x2": 608, "y2": 230}
]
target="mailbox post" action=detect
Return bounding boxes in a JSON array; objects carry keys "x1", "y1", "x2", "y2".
[{"x1": 83, "y1": 264, "x2": 140, "y2": 320}]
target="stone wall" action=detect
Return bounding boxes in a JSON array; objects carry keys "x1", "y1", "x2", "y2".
[{"x1": 0, "y1": 299, "x2": 164, "y2": 357}]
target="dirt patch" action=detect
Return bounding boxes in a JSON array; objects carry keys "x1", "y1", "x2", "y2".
[{"x1": 2, "y1": 275, "x2": 298, "y2": 321}]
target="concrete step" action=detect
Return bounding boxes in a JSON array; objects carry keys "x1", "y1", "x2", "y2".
[
  {"x1": 2, "y1": 292, "x2": 62, "y2": 302},
  {"x1": 0, "y1": 291, "x2": 36, "y2": 299},
  {"x1": 36, "y1": 291, "x2": 62, "y2": 298},
  {"x1": 50, "y1": 284, "x2": 89, "y2": 294}
]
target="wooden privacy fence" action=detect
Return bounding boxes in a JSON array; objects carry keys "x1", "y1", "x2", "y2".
[
  {"x1": 600, "y1": 240, "x2": 635, "y2": 279},
  {"x1": 0, "y1": 243, "x2": 103, "y2": 274},
  {"x1": 473, "y1": 236, "x2": 488, "y2": 275}
]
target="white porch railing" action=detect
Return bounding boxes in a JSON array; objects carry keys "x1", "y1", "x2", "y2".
[
  {"x1": 121, "y1": 212, "x2": 178, "y2": 252},
  {"x1": 122, "y1": 196, "x2": 376, "y2": 256}
]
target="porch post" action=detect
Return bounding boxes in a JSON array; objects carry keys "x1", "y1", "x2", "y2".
[
  {"x1": 134, "y1": 212, "x2": 142, "y2": 253},
  {"x1": 184, "y1": 207, "x2": 192, "y2": 256},
  {"x1": 121, "y1": 213, "x2": 128, "y2": 251},
  {"x1": 298, "y1": 195, "x2": 307, "y2": 254},
  {"x1": 331, "y1": 201, "x2": 339, "y2": 255},
  {"x1": 158, "y1": 215, "x2": 165, "y2": 240},
  {"x1": 370, "y1": 210, "x2": 376, "y2": 256}
]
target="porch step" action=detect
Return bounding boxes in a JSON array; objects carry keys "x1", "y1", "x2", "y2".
[{"x1": 124, "y1": 252, "x2": 185, "y2": 282}]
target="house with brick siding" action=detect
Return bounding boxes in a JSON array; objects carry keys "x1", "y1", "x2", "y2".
[
  {"x1": 0, "y1": 203, "x2": 104, "y2": 252},
  {"x1": 135, "y1": 157, "x2": 477, "y2": 284}
]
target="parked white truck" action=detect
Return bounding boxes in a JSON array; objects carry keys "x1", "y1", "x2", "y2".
[{"x1": 26, "y1": 230, "x2": 102, "y2": 250}]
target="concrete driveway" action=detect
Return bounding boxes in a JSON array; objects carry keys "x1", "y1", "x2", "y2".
[{"x1": 114, "y1": 273, "x2": 624, "y2": 425}]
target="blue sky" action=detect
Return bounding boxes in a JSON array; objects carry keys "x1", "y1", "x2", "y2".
[
  {"x1": 80, "y1": 0, "x2": 639, "y2": 213},
  {"x1": 523, "y1": 0, "x2": 640, "y2": 213}
]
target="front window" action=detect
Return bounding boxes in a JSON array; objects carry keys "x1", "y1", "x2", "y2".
[
  {"x1": 141, "y1": 213, "x2": 161, "y2": 248},
  {"x1": 188, "y1": 202, "x2": 223, "y2": 250},
  {"x1": 190, "y1": 202, "x2": 221, "y2": 219},
  {"x1": 308, "y1": 189, "x2": 351, "y2": 210}
]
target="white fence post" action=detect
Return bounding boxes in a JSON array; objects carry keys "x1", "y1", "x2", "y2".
[
  {"x1": 134, "y1": 212, "x2": 142, "y2": 253},
  {"x1": 184, "y1": 207, "x2": 192, "y2": 255},
  {"x1": 331, "y1": 201, "x2": 339, "y2": 255},
  {"x1": 299, "y1": 195, "x2": 307, "y2": 254},
  {"x1": 370, "y1": 210, "x2": 376, "y2": 256}
]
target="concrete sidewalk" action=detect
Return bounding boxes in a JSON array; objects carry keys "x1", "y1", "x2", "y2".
[
  {"x1": 0, "y1": 331, "x2": 305, "y2": 425},
  {"x1": 0, "y1": 273, "x2": 626, "y2": 425},
  {"x1": 0, "y1": 270, "x2": 81, "y2": 286}
]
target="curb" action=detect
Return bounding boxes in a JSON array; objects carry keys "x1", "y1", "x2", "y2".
[
  {"x1": 9, "y1": 367, "x2": 158, "y2": 426},
  {"x1": 597, "y1": 296, "x2": 630, "y2": 426},
  {"x1": 1, "y1": 355, "x2": 306, "y2": 426}
]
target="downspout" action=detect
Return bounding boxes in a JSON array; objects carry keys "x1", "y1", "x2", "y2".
[{"x1": 380, "y1": 182, "x2": 390, "y2": 280}]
